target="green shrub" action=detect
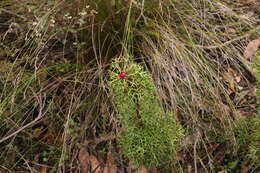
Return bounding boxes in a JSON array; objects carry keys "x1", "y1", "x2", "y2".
[
  {"x1": 108, "y1": 58, "x2": 184, "y2": 168},
  {"x1": 248, "y1": 51, "x2": 260, "y2": 168},
  {"x1": 235, "y1": 115, "x2": 260, "y2": 169},
  {"x1": 248, "y1": 115, "x2": 260, "y2": 168}
]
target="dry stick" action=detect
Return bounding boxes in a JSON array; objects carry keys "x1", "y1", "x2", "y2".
[
  {"x1": 0, "y1": 92, "x2": 47, "y2": 144},
  {"x1": 16, "y1": 152, "x2": 35, "y2": 173},
  {"x1": 135, "y1": 0, "x2": 148, "y2": 25},
  {"x1": 0, "y1": 113, "x2": 44, "y2": 144},
  {"x1": 80, "y1": 132, "x2": 116, "y2": 147},
  {"x1": 193, "y1": 138, "x2": 198, "y2": 173},
  {"x1": 189, "y1": 26, "x2": 260, "y2": 49},
  {"x1": 0, "y1": 8, "x2": 26, "y2": 20},
  {"x1": 193, "y1": 128, "x2": 202, "y2": 173}
]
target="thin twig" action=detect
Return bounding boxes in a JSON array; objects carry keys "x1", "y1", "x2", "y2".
[
  {"x1": 0, "y1": 8, "x2": 26, "y2": 20},
  {"x1": 0, "y1": 115, "x2": 43, "y2": 144},
  {"x1": 189, "y1": 26, "x2": 260, "y2": 49},
  {"x1": 0, "y1": 93, "x2": 47, "y2": 144}
]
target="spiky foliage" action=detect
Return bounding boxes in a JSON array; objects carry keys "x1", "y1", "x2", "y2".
[{"x1": 108, "y1": 58, "x2": 184, "y2": 168}]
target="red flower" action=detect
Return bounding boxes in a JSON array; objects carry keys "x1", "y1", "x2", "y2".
[{"x1": 119, "y1": 72, "x2": 127, "y2": 79}]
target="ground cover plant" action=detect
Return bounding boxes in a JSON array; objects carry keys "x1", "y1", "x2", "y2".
[
  {"x1": 108, "y1": 58, "x2": 184, "y2": 169},
  {"x1": 0, "y1": 0, "x2": 259, "y2": 172}
]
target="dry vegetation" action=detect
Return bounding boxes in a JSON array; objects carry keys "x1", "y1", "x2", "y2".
[{"x1": 0, "y1": 0, "x2": 259, "y2": 172}]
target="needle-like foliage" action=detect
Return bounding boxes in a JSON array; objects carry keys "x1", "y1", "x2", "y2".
[{"x1": 108, "y1": 59, "x2": 184, "y2": 168}]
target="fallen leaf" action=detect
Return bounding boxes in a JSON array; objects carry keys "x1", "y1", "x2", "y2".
[
  {"x1": 213, "y1": 104, "x2": 231, "y2": 124},
  {"x1": 182, "y1": 130, "x2": 201, "y2": 146},
  {"x1": 171, "y1": 169, "x2": 177, "y2": 173},
  {"x1": 89, "y1": 155, "x2": 102, "y2": 173},
  {"x1": 175, "y1": 151, "x2": 184, "y2": 162},
  {"x1": 188, "y1": 164, "x2": 192, "y2": 173},
  {"x1": 223, "y1": 68, "x2": 238, "y2": 91},
  {"x1": 39, "y1": 166, "x2": 47, "y2": 173},
  {"x1": 151, "y1": 168, "x2": 158, "y2": 173},
  {"x1": 226, "y1": 28, "x2": 236, "y2": 34},
  {"x1": 101, "y1": 103, "x2": 109, "y2": 120},
  {"x1": 241, "y1": 165, "x2": 249, "y2": 173},
  {"x1": 247, "y1": 87, "x2": 257, "y2": 97},
  {"x1": 78, "y1": 147, "x2": 103, "y2": 173},
  {"x1": 33, "y1": 153, "x2": 40, "y2": 164},
  {"x1": 233, "y1": 110, "x2": 247, "y2": 120},
  {"x1": 182, "y1": 134, "x2": 195, "y2": 146},
  {"x1": 139, "y1": 166, "x2": 148, "y2": 173},
  {"x1": 218, "y1": 171, "x2": 227, "y2": 173},
  {"x1": 235, "y1": 76, "x2": 241, "y2": 83},
  {"x1": 238, "y1": 86, "x2": 244, "y2": 90},
  {"x1": 79, "y1": 147, "x2": 90, "y2": 173},
  {"x1": 244, "y1": 39, "x2": 260, "y2": 61},
  {"x1": 103, "y1": 152, "x2": 117, "y2": 173}
]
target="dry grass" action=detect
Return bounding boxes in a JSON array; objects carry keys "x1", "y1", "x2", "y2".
[{"x1": 0, "y1": 0, "x2": 259, "y2": 172}]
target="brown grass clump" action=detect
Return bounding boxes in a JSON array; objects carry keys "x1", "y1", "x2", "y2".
[{"x1": 0, "y1": 0, "x2": 259, "y2": 172}]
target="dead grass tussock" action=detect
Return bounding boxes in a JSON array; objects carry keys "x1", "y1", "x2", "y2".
[
  {"x1": 0, "y1": 0, "x2": 259, "y2": 172},
  {"x1": 138, "y1": 0, "x2": 259, "y2": 171},
  {"x1": 0, "y1": 0, "x2": 114, "y2": 172}
]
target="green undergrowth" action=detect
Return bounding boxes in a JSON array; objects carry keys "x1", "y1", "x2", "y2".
[
  {"x1": 233, "y1": 115, "x2": 260, "y2": 171},
  {"x1": 247, "y1": 51, "x2": 260, "y2": 169},
  {"x1": 235, "y1": 51, "x2": 260, "y2": 170},
  {"x1": 108, "y1": 58, "x2": 184, "y2": 169}
]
